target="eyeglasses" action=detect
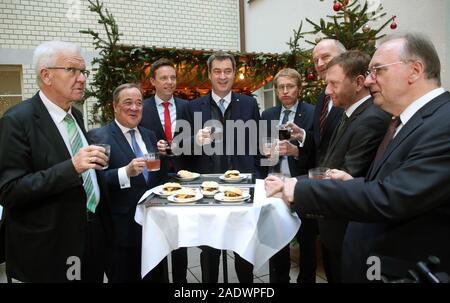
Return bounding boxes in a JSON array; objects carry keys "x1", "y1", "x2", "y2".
[
  {"x1": 365, "y1": 61, "x2": 405, "y2": 79},
  {"x1": 46, "y1": 67, "x2": 90, "y2": 78},
  {"x1": 276, "y1": 84, "x2": 297, "y2": 91}
]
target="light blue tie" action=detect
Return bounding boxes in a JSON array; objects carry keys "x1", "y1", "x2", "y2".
[
  {"x1": 218, "y1": 99, "x2": 226, "y2": 115},
  {"x1": 64, "y1": 114, "x2": 98, "y2": 213},
  {"x1": 129, "y1": 129, "x2": 149, "y2": 183},
  {"x1": 281, "y1": 109, "x2": 291, "y2": 125}
]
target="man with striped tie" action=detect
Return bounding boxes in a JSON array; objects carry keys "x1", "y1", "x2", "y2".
[{"x1": 0, "y1": 41, "x2": 112, "y2": 282}]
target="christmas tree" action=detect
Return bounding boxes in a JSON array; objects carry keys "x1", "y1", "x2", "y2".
[{"x1": 288, "y1": 0, "x2": 397, "y2": 104}]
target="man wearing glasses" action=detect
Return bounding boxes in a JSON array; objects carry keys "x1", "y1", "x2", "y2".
[
  {"x1": 0, "y1": 41, "x2": 112, "y2": 282},
  {"x1": 266, "y1": 33, "x2": 450, "y2": 282}
]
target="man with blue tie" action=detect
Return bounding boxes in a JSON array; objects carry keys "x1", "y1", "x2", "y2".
[
  {"x1": 188, "y1": 51, "x2": 261, "y2": 283},
  {"x1": 88, "y1": 83, "x2": 168, "y2": 282},
  {"x1": 140, "y1": 58, "x2": 190, "y2": 283},
  {"x1": 260, "y1": 68, "x2": 315, "y2": 282}
]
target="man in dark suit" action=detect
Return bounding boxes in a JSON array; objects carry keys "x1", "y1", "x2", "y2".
[
  {"x1": 317, "y1": 50, "x2": 391, "y2": 282},
  {"x1": 285, "y1": 39, "x2": 347, "y2": 283},
  {"x1": 0, "y1": 41, "x2": 112, "y2": 282},
  {"x1": 266, "y1": 33, "x2": 450, "y2": 282},
  {"x1": 188, "y1": 51, "x2": 260, "y2": 283},
  {"x1": 88, "y1": 83, "x2": 168, "y2": 283},
  {"x1": 140, "y1": 58, "x2": 189, "y2": 283},
  {"x1": 260, "y1": 68, "x2": 314, "y2": 282}
]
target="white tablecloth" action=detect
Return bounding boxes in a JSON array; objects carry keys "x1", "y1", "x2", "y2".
[{"x1": 135, "y1": 179, "x2": 301, "y2": 277}]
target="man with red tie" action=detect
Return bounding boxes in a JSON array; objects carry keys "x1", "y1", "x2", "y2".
[{"x1": 140, "y1": 58, "x2": 190, "y2": 283}]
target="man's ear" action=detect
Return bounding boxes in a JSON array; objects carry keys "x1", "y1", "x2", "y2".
[
  {"x1": 408, "y1": 60, "x2": 424, "y2": 84},
  {"x1": 355, "y1": 74, "x2": 366, "y2": 91},
  {"x1": 40, "y1": 68, "x2": 52, "y2": 85}
]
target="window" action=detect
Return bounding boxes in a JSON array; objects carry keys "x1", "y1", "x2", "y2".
[
  {"x1": 262, "y1": 82, "x2": 279, "y2": 110},
  {"x1": 0, "y1": 65, "x2": 23, "y2": 117}
]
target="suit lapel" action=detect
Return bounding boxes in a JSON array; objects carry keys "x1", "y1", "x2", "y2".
[
  {"x1": 230, "y1": 92, "x2": 241, "y2": 120},
  {"x1": 201, "y1": 94, "x2": 212, "y2": 124},
  {"x1": 32, "y1": 94, "x2": 71, "y2": 161},
  {"x1": 138, "y1": 126, "x2": 156, "y2": 153},
  {"x1": 148, "y1": 97, "x2": 166, "y2": 139},
  {"x1": 368, "y1": 92, "x2": 449, "y2": 179},
  {"x1": 110, "y1": 122, "x2": 135, "y2": 160}
]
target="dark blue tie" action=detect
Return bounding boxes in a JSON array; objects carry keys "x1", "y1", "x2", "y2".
[{"x1": 129, "y1": 129, "x2": 149, "y2": 183}]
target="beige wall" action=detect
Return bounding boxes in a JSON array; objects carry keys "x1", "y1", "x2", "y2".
[{"x1": 244, "y1": 0, "x2": 450, "y2": 89}]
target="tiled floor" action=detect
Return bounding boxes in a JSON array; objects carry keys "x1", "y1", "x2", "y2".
[{"x1": 0, "y1": 245, "x2": 327, "y2": 283}]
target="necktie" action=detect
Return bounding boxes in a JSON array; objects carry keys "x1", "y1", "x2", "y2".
[
  {"x1": 218, "y1": 99, "x2": 226, "y2": 115},
  {"x1": 281, "y1": 109, "x2": 291, "y2": 125},
  {"x1": 64, "y1": 114, "x2": 98, "y2": 213},
  {"x1": 129, "y1": 129, "x2": 149, "y2": 183},
  {"x1": 373, "y1": 116, "x2": 401, "y2": 165},
  {"x1": 329, "y1": 112, "x2": 349, "y2": 148},
  {"x1": 319, "y1": 96, "x2": 331, "y2": 138},
  {"x1": 162, "y1": 102, "x2": 172, "y2": 143}
]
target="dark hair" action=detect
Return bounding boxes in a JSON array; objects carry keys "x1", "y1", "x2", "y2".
[
  {"x1": 395, "y1": 33, "x2": 441, "y2": 86},
  {"x1": 273, "y1": 68, "x2": 302, "y2": 89},
  {"x1": 326, "y1": 50, "x2": 371, "y2": 79},
  {"x1": 113, "y1": 83, "x2": 141, "y2": 104},
  {"x1": 150, "y1": 58, "x2": 175, "y2": 78},
  {"x1": 207, "y1": 51, "x2": 236, "y2": 72}
]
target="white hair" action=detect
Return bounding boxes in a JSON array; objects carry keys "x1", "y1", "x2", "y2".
[{"x1": 32, "y1": 41, "x2": 82, "y2": 85}]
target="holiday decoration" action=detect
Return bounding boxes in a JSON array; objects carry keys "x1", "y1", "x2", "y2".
[
  {"x1": 333, "y1": 1, "x2": 343, "y2": 11},
  {"x1": 286, "y1": 0, "x2": 397, "y2": 103},
  {"x1": 390, "y1": 16, "x2": 397, "y2": 29}
]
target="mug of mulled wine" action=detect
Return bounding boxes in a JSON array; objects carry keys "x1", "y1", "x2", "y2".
[{"x1": 277, "y1": 125, "x2": 291, "y2": 140}]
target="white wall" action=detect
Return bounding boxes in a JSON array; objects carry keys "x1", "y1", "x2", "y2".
[
  {"x1": 0, "y1": 0, "x2": 240, "y2": 125},
  {"x1": 245, "y1": 0, "x2": 450, "y2": 89}
]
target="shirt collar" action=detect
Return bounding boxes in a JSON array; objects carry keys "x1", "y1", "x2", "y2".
[
  {"x1": 281, "y1": 100, "x2": 299, "y2": 114},
  {"x1": 345, "y1": 95, "x2": 371, "y2": 118},
  {"x1": 39, "y1": 90, "x2": 73, "y2": 124},
  {"x1": 211, "y1": 91, "x2": 232, "y2": 107},
  {"x1": 115, "y1": 119, "x2": 139, "y2": 135},
  {"x1": 400, "y1": 87, "x2": 446, "y2": 126},
  {"x1": 155, "y1": 94, "x2": 175, "y2": 106}
]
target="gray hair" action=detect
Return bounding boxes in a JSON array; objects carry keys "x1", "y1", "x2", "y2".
[
  {"x1": 317, "y1": 38, "x2": 347, "y2": 54},
  {"x1": 206, "y1": 51, "x2": 236, "y2": 72},
  {"x1": 382, "y1": 32, "x2": 441, "y2": 86},
  {"x1": 113, "y1": 83, "x2": 141, "y2": 104},
  {"x1": 32, "y1": 41, "x2": 82, "y2": 85}
]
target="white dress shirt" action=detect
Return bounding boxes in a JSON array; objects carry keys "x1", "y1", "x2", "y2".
[
  {"x1": 115, "y1": 119, "x2": 149, "y2": 189},
  {"x1": 39, "y1": 90, "x2": 100, "y2": 206},
  {"x1": 211, "y1": 91, "x2": 232, "y2": 112},
  {"x1": 155, "y1": 94, "x2": 177, "y2": 136}
]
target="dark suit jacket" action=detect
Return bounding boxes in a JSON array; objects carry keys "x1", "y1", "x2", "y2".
[
  {"x1": 293, "y1": 91, "x2": 450, "y2": 282},
  {"x1": 0, "y1": 92, "x2": 112, "y2": 282},
  {"x1": 306, "y1": 91, "x2": 344, "y2": 166},
  {"x1": 187, "y1": 92, "x2": 261, "y2": 174},
  {"x1": 260, "y1": 101, "x2": 315, "y2": 177},
  {"x1": 318, "y1": 98, "x2": 391, "y2": 252},
  {"x1": 140, "y1": 96, "x2": 190, "y2": 174},
  {"x1": 88, "y1": 122, "x2": 163, "y2": 247}
]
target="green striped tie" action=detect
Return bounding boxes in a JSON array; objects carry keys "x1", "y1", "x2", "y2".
[{"x1": 64, "y1": 114, "x2": 98, "y2": 213}]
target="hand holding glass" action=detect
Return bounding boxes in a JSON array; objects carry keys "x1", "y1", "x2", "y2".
[
  {"x1": 144, "y1": 153, "x2": 160, "y2": 171},
  {"x1": 93, "y1": 143, "x2": 110, "y2": 170}
]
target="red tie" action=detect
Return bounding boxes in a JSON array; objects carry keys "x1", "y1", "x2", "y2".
[
  {"x1": 373, "y1": 116, "x2": 401, "y2": 165},
  {"x1": 163, "y1": 102, "x2": 172, "y2": 143}
]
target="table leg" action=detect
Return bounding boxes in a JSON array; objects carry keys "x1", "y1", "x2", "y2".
[{"x1": 222, "y1": 250, "x2": 228, "y2": 283}]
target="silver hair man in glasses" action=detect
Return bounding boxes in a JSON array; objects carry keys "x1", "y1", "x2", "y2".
[
  {"x1": 266, "y1": 32, "x2": 450, "y2": 282},
  {"x1": 0, "y1": 41, "x2": 112, "y2": 282}
]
